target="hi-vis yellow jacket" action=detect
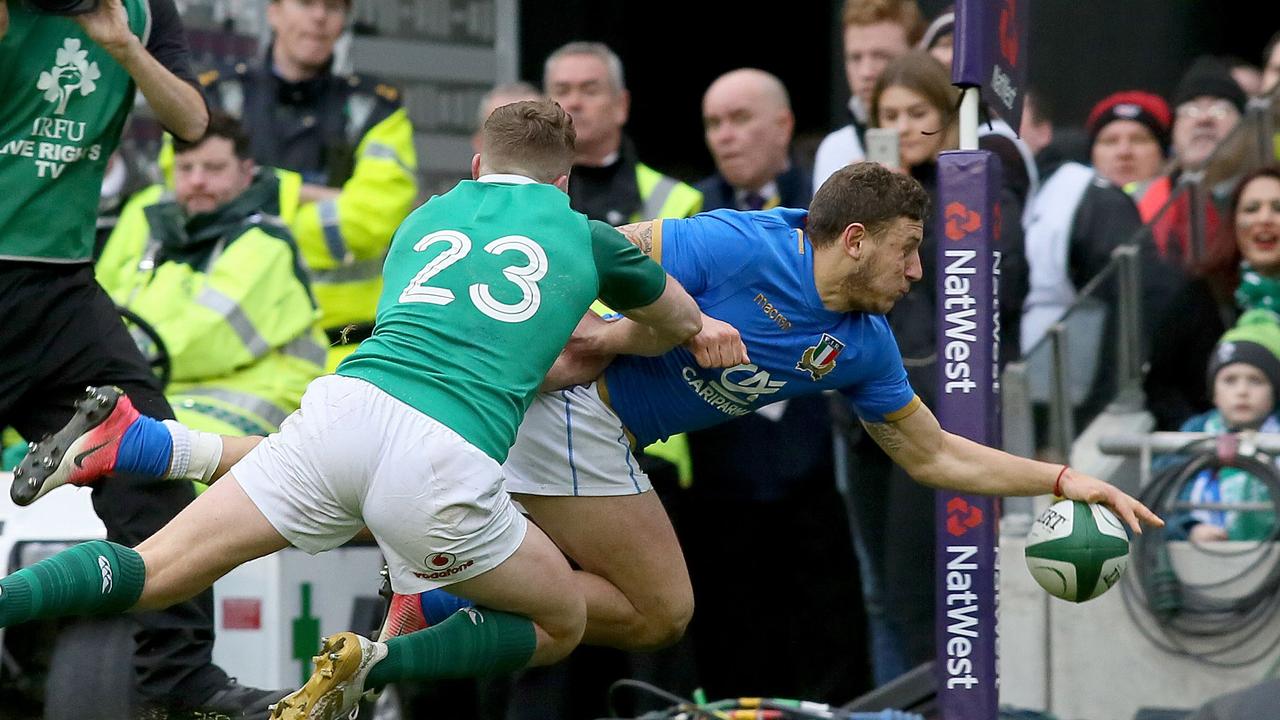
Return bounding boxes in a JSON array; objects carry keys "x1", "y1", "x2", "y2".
[
  {"x1": 97, "y1": 173, "x2": 327, "y2": 436},
  {"x1": 194, "y1": 60, "x2": 419, "y2": 367}
]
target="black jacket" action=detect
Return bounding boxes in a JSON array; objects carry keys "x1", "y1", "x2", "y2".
[
  {"x1": 1144, "y1": 275, "x2": 1236, "y2": 430},
  {"x1": 567, "y1": 136, "x2": 645, "y2": 224},
  {"x1": 693, "y1": 162, "x2": 812, "y2": 211},
  {"x1": 1034, "y1": 155, "x2": 1144, "y2": 292},
  {"x1": 203, "y1": 48, "x2": 402, "y2": 187}
]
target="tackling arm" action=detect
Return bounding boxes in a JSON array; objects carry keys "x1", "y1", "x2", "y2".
[
  {"x1": 604, "y1": 277, "x2": 702, "y2": 355},
  {"x1": 611, "y1": 220, "x2": 748, "y2": 367}
]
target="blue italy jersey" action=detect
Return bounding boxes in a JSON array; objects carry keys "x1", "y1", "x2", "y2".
[{"x1": 603, "y1": 208, "x2": 920, "y2": 447}]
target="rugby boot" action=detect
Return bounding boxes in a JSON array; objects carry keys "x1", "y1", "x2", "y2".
[
  {"x1": 11, "y1": 385, "x2": 139, "y2": 506},
  {"x1": 269, "y1": 632, "x2": 388, "y2": 720}
]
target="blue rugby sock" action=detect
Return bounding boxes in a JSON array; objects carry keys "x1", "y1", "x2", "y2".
[
  {"x1": 419, "y1": 589, "x2": 475, "y2": 625},
  {"x1": 115, "y1": 415, "x2": 172, "y2": 478}
]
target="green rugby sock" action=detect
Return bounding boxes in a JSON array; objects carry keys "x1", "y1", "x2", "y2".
[
  {"x1": 365, "y1": 607, "x2": 537, "y2": 687},
  {"x1": 0, "y1": 540, "x2": 146, "y2": 627}
]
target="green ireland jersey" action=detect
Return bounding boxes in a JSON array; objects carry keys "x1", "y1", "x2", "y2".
[
  {"x1": 338, "y1": 175, "x2": 667, "y2": 462},
  {"x1": 0, "y1": 0, "x2": 148, "y2": 262}
]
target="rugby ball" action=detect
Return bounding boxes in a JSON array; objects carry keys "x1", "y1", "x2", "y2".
[{"x1": 1024, "y1": 499, "x2": 1129, "y2": 602}]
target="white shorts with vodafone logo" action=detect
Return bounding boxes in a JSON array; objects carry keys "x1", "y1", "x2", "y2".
[{"x1": 233, "y1": 374, "x2": 528, "y2": 594}]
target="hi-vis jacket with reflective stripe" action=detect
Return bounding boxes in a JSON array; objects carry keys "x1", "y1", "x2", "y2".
[
  {"x1": 198, "y1": 58, "x2": 419, "y2": 341},
  {"x1": 96, "y1": 171, "x2": 327, "y2": 436},
  {"x1": 634, "y1": 162, "x2": 703, "y2": 223}
]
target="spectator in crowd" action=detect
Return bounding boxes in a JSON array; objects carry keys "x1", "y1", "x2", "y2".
[
  {"x1": 816, "y1": 2, "x2": 1035, "y2": 204},
  {"x1": 544, "y1": 41, "x2": 702, "y2": 225},
  {"x1": 96, "y1": 113, "x2": 327, "y2": 440},
  {"x1": 678, "y1": 67, "x2": 867, "y2": 702},
  {"x1": 846, "y1": 49, "x2": 1028, "y2": 684},
  {"x1": 1086, "y1": 90, "x2": 1171, "y2": 195},
  {"x1": 472, "y1": 81, "x2": 542, "y2": 152},
  {"x1": 1021, "y1": 95, "x2": 1144, "y2": 354},
  {"x1": 199, "y1": 0, "x2": 418, "y2": 369},
  {"x1": 1260, "y1": 30, "x2": 1280, "y2": 97},
  {"x1": 1146, "y1": 167, "x2": 1280, "y2": 430},
  {"x1": 1019, "y1": 83, "x2": 1152, "y2": 429},
  {"x1": 813, "y1": 0, "x2": 923, "y2": 191},
  {"x1": 1134, "y1": 57, "x2": 1246, "y2": 264},
  {"x1": 1168, "y1": 57, "x2": 1248, "y2": 184},
  {"x1": 917, "y1": 6, "x2": 953, "y2": 69},
  {"x1": 696, "y1": 69, "x2": 810, "y2": 209},
  {"x1": 1161, "y1": 312, "x2": 1280, "y2": 543}
]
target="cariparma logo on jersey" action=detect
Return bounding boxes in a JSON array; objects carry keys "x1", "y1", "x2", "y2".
[{"x1": 796, "y1": 333, "x2": 845, "y2": 381}]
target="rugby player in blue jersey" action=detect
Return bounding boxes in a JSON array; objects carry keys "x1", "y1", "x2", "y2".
[{"x1": 16, "y1": 162, "x2": 1161, "y2": 663}]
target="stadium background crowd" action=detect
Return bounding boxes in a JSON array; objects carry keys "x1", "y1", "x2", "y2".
[{"x1": 6, "y1": 0, "x2": 1280, "y2": 718}]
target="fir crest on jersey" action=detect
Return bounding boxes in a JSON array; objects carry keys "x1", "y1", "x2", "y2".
[{"x1": 796, "y1": 333, "x2": 846, "y2": 381}]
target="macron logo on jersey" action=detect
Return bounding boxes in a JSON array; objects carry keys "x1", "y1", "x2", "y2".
[{"x1": 682, "y1": 363, "x2": 787, "y2": 417}]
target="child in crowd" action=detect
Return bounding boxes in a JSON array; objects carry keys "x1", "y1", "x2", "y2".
[{"x1": 1168, "y1": 310, "x2": 1280, "y2": 541}]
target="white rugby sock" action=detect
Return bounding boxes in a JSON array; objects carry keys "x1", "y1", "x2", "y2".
[{"x1": 162, "y1": 420, "x2": 223, "y2": 483}]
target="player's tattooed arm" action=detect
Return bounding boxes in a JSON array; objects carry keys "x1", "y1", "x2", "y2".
[
  {"x1": 859, "y1": 401, "x2": 939, "y2": 479},
  {"x1": 862, "y1": 420, "x2": 907, "y2": 454},
  {"x1": 616, "y1": 221, "x2": 657, "y2": 257}
]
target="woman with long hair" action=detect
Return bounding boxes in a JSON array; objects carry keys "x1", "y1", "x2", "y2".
[{"x1": 1146, "y1": 166, "x2": 1280, "y2": 430}]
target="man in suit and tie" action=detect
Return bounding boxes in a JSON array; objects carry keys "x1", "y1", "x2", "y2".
[{"x1": 696, "y1": 68, "x2": 811, "y2": 211}]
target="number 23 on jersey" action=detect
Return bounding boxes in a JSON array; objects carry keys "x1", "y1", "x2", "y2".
[{"x1": 399, "y1": 229, "x2": 548, "y2": 323}]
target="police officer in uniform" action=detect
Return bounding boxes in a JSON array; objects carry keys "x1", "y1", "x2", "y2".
[{"x1": 198, "y1": 0, "x2": 418, "y2": 368}]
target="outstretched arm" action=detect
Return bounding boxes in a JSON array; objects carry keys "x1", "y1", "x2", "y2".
[{"x1": 861, "y1": 401, "x2": 1163, "y2": 533}]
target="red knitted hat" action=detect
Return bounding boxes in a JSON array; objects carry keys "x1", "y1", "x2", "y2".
[{"x1": 1086, "y1": 90, "x2": 1172, "y2": 148}]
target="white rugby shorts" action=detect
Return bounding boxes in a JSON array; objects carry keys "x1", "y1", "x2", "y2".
[
  {"x1": 504, "y1": 382, "x2": 652, "y2": 497},
  {"x1": 233, "y1": 374, "x2": 528, "y2": 594}
]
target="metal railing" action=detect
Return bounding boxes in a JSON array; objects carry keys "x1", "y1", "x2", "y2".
[{"x1": 1001, "y1": 86, "x2": 1280, "y2": 468}]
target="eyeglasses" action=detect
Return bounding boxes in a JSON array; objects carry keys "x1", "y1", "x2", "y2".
[
  {"x1": 1175, "y1": 101, "x2": 1238, "y2": 121},
  {"x1": 286, "y1": 0, "x2": 348, "y2": 14}
]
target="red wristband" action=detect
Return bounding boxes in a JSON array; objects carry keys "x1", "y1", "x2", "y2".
[{"x1": 1054, "y1": 465, "x2": 1069, "y2": 497}]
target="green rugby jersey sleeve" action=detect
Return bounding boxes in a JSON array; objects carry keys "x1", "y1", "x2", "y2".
[{"x1": 589, "y1": 220, "x2": 667, "y2": 311}]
